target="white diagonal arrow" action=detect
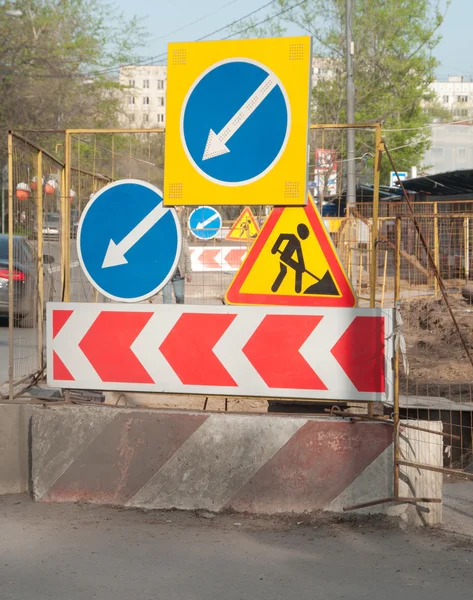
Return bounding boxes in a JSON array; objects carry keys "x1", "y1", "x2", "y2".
[
  {"x1": 196, "y1": 212, "x2": 220, "y2": 230},
  {"x1": 102, "y1": 203, "x2": 169, "y2": 268},
  {"x1": 202, "y1": 72, "x2": 279, "y2": 161}
]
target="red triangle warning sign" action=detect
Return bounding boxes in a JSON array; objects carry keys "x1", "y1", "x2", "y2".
[
  {"x1": 226, "y1": 207, "x2": 260, "y2": 242},
  {"x1": 225, "y1": 194, "x2": 357, "y2": 307}
]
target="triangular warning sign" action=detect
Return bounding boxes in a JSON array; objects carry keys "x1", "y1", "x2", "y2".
[
  {"x1": 225, "y1": 194, "x2": 357, "y2": 307},
  {"x1": 226, "y1": 207, "x2": 260, "y2": 242}
]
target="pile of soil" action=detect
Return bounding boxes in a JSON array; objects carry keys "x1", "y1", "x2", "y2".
[{"x1": 400, "y1": 295, "x2": 473, "y2": 398}]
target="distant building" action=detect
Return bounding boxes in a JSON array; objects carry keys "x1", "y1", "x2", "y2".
[
  {"x1": 118, "y1": 58, "x2": 336, "y2": 129},
  {"x1": 311, "y1": 57, "x2": 337, "y2": 85},
  {"x1": 429, "y1": 75, "x2": 473, "y2": 121},
  {"x1": 423, "y1": 123, "x2": 473, "y2": 174},
  {"x1": 118, "y1": 65, "x2": 167, "y2": 128}
]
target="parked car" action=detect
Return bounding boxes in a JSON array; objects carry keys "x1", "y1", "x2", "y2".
[
  {"x1": 0, "y1": 234, "x2": 54, "y2": 327},
  {"x1": 42, "y1": 212, "x2": 60, "y2": 240},
  {"x1": 36, "y1": 211, "x2": 80, "y2": 240}
]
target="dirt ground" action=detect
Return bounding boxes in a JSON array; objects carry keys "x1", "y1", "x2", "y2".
[
  {"x1": 104, "y1": 391, "x2": 269, "y2": 413},
  {"x1": 400, "y1": 294, "x2": 473, "y2": 399}
]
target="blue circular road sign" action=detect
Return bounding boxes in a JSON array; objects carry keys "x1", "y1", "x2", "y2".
[
  {"x1": 181, "y1": 59, "x2": 290, "y2": 186},
  {"x1": 188, "y1": 206, "x2": 222, "y2": 240},
  {"x1": 77, "y1": 179, "x2": 182, "y2": 302}
]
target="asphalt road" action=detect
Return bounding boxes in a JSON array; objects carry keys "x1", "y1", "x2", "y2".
[
  {"x1": 0, "y1": 495, "x2": 471, "y2": 600},
  {"x1": 443, "y1": 480, "x2": 473, "y2": 538}
]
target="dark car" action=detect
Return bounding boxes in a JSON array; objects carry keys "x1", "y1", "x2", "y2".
[{"x1": 0, "y1": 234, "x2": 54, "y2": 327}]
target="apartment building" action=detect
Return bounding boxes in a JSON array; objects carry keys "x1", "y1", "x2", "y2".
[
  {"x1": 429, "y1": 75, "x2": 473, "y2": 120},
  {"x1": 118, "y1": 58, "x2": 336, "y2": 128},
  {"x1": 118, "y1": 65, "x2": 167, "y2": 128}
]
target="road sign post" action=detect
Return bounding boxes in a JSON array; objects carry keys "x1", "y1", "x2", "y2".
[
  {"x1": 77, "y1": 179, "x2": 182, "y2": 302},
  {"x1": 164, "y1": 37, "x2": 312, "y2": 206},
  {"x1": 188, "y1": 206, "x2": 222, "y2": 240}
]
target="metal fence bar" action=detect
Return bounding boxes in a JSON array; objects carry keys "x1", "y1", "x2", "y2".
[
  {"x1": 370, "y1": 126, "x2": 382, "y2": 307},
  {"x1": 36, "y1": 150, "x2": 44, "y2": 371},
  {"x1": 7, "y1": 132, "x2": 14, "y2": 401},
  {"x1": 393, "y1": 217, "x2": 401, "y2": 497}
]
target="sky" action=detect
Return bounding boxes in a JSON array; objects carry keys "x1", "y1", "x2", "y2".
[{"x1": 113, "y1": 0, "x2": 472, "y2": 80}]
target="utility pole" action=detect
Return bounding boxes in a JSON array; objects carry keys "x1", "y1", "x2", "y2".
[{"x1": 346, "y1": 0, "x2": 356, "y2": 209}]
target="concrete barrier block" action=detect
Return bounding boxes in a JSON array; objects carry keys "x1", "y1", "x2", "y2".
[
  {"x1": 398, "y1": 420, "x2": 443, "y2": 526},
  {"x1": 0, "y1": 403, "x2": 32, "y2": 494},
  {"x1": 32, "y1": 406, "x2": 396, "y2": 515}
]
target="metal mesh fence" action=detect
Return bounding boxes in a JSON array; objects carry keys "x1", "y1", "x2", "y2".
[
  {"x1": 4, "y1": 126, "x2": 382, "y2": 390},
  {"x1": 324, "y1": 207, "x2": 473, "y2": 472},
  {"x1": 4, "y1": 135, "x2": 41, "y2": 391},
  {"x1": 395, "y1": 214, "x2": 473, "y2": 472},
  {"x1": 66, "y1": 132, "x2": 271, "y2": 306}
]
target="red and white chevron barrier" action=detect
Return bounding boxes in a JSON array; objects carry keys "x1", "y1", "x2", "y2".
[
  {"x1": 47, "y1": 303, "x2": 393, "y2": 402},
  {"x1": 190, "y1": 246, "x2": 247, "y2": 271}
]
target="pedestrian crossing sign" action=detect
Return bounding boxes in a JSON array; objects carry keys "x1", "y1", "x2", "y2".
[
  {"x1": 225, "y1": 193, "x2": 357, "y2": 307},
  {"x1": 226, "y1": 207, "x2": 260, "y2": 242}
]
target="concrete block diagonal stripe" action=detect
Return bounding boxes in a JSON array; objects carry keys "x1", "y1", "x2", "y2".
[
  {"x1": 32, "y1": 407, "x2": 118, "y2": 500},
  {"x1": 225, "y1": 421, "x2": 393, "y2": 514},
  {"x1": 326, "y1": 446, "x2": 393, "y2": 515},
  {"x1": 126, "y1": 414, "x2": 306, "y2": 512},
  {"x1": 37, "y1": 410, "x2": 208, "y2": 505}
]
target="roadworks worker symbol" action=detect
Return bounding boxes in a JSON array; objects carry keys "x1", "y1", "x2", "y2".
[
  {"x1": 226, "y1": 207, "x2": 260, "y2": 242},
  {"x1": 225, "y1": 193, "x2": 357, "y2": 307}
]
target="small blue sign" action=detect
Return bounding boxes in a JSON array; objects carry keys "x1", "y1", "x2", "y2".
[
  {"x1": 77, "y1": 180, "x2": 182, "y2": 302},
  {"x1": 181, "y1": 59, "x2": 290, "y2": 186},
  {"x1": 188, "y1": 206, "x2": 222, "y2": 240}
]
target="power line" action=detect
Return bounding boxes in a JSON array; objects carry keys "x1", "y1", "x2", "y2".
[
  {"x1": 15, "y1": 0, "x2": 300, "y2": 80},
  {"x1": 222, "y1": 0, "x2": 309, "y2": 39},
  {"x1": 80, "y1": 0, "x2": 280, "y2": 78},
  {"x1": 197, "y1": 0, "x2": 277, "y2": 40},
  {"x1": 147, "y1": 0, "x2": 244, "y2": 45}
]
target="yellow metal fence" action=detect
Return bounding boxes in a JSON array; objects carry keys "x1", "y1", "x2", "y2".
[{"x1": 6, "y1": 126, "x2": 473, "y2": 499}]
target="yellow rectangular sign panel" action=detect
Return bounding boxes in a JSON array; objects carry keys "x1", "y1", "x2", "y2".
[{"x1": 164, "y1": 36, "x2": 312, "y2": 206}]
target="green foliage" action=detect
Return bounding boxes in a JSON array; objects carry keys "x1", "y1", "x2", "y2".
[
  {"x1": 0, "y1": 0, "x2": 146, "y2": 138},
  {"x1": 233, "y1": 0, "x2": 449, "y2": 183}
]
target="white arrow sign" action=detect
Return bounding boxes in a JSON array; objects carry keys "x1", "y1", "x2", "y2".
[
  {"x1": 202, "y1": 73, "x2": 279, "y2": 161},
  {"x1": 196, "y1": 212, "x2": 220, "y2": 230},
  {"x1": 102, "y1": 203, "x2": 169, "y2": 268}
]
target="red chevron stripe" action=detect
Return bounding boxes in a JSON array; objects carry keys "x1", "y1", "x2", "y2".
[
  {"x1": 225, "y1": 248, "x2": 246, "y2": 268},
  {"x1": 160, "y1": 313, "x2": 237, "y2": 386},
  {"x1": 198, "y1": 249, "x2": 220, "y2": 269},
  {"x1": 242, "y1": 315, "x2": 327, "y2": 390},
  {"x1": 79, "y1": 311, "x2": 154, "y2": 384},
  {"x1": 331, "y1": 316, "x2": 385, "y2": 392}
]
